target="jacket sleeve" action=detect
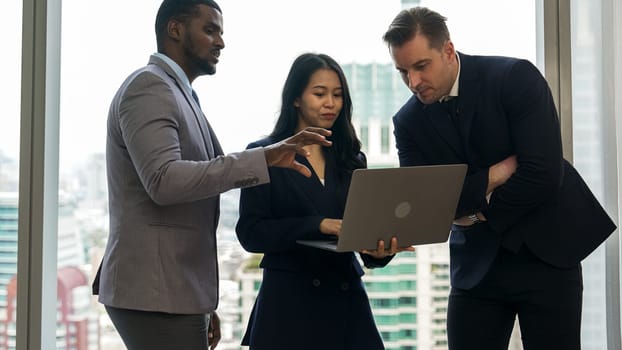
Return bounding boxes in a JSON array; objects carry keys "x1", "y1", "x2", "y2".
[
  {"x1": 116, "y1": 71, "x2": 270, "y2": 205},
  {"x1": 393, "y1": 115, "x2": 489, "y2": 219},
  {"x1": 235, "y1": 142, "x2": 325, "y2": 253},
  {"x1": 481, "y1": 60, "x2": 563, "y2": 233},
  {"x1": 361, "y1": 253, "x2": 394, "y2": 268}
]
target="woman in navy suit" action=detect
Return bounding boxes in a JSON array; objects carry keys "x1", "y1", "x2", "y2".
[{"x1": 236, "y1": 53, "x2": 413, "y2": 350}]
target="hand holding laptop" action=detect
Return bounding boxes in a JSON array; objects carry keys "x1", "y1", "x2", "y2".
[
  {"x1": 299, "y1": 165, "x2": 467, "y2": 252},
  {"x1": 320, "y1": 218, "x2": 415, "y2": 258},
  {"x1": 360, "y1": 236, "x2": 415, "y2": 259}
]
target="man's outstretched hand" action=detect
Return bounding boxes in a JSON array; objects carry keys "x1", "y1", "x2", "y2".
[{"x1": 264, "y1": 127, "x2": 332, "y2": 177}]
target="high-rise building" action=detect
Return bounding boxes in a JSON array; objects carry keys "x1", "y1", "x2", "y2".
[
  {"x1": 341, "y1": 62, "x2": 412, "y2": 168},
  {"x1": 0, "y1": 193, "x2": 99, "y2": 350},
  {"x1": 0, "y1": 193, "x2": 18, "y2": 314},
  {"x1": 0, "y1": 155, "x2": 18, "y2": 193},
  {"x1": 362, "y1": 252, "x2": 419, "y2": 350},
  {"x1": 216, "y1": 190, "x2": 255, "y2": 350},
  {"x1": 3, "y1": 267, "x2": 93, "y2": 350},
  {"x1": 237, "y1": 254, "x2": 263, "y2": 343}
]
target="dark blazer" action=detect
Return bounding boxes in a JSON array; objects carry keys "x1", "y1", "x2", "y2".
[
  {"x1": 236, "y1": 137, "x2": 391, "y2": 349},
  {"x1": 393, "y1": 52, "x2": 616, "y2": 289}
]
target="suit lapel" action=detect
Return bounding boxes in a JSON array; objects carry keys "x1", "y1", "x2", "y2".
[
  {"x1": 182, "y1": 88, "x2": 218, "y2": 158},
  {"x1": 423, "y1": 53, "x2": 480, "y2": 164},
  {"x1": 205, "y1": 121, "x2": 224, "y2": 156},
  {"x1": 455, "y1": 53, "x2": 480, "y2": 164},
  {"x1": 148, "y1": 55, "x2": 217, "y2": 158},
  {"x1": 424, "y1": 103, "x2": 465, "y2": 160},
  {"x1": 283, "y1": 152, "x2": 342, "y2": 217}
]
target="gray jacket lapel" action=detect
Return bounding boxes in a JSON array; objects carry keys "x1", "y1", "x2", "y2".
[{"x1": 148, "y1": 55, "x2": 217, "y2": 158}]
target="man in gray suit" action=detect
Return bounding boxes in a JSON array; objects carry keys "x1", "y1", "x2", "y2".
[{"x1": 92, "y1": 1, "x2": 332, "y2": 349}]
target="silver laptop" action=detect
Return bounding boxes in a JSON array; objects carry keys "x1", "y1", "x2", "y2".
[{"x1": 297, "y1": 164, "x2": 467, "y2": 252}]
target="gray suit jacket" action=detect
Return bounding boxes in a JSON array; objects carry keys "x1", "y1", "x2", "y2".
[{"x1": 96, "y1": 55, "x2": 269, "y2": 314}]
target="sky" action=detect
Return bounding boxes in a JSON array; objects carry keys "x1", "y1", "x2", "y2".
[{"x1": 0, "y1": 0, "x2": 536, "y2": 170}]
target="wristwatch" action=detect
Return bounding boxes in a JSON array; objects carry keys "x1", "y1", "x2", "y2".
[{"x1": 467, "y1": 213, "x2": 481, "y2": 224}]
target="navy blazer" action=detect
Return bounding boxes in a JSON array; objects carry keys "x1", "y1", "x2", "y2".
[
  {"x1": 236, "y1": 137, "x2": 390, "y2": 349},
  {"x1": 393, "y1": 53, "x2": 615, "y2": 288},
  {"x1": 237, "y1": 137, "x2": 392, "y2": 275}
]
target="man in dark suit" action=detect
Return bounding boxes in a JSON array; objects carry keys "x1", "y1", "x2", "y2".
[
  {"x1": 383, "y1": 7, "x2": 616, "y2": 350},
  {"x1": 93, "y1": 1, "x2": 331, "y2": 349}
]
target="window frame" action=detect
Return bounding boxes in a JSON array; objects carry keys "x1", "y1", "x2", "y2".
[
  {"x1": 15, "y1": 1, "x2": 621, "y2": 349},
  {"x1": 542, "y1": 1, "x2": 621, "y2": 348},
  {"x1": 16, "y1": 0, "x2": 61, "y2": 349}
]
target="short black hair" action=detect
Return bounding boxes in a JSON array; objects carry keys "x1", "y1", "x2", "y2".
[{"x1": 155, "y1": 0, "x2": 222, "y2": 52}]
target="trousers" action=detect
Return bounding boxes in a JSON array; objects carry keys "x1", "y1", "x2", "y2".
[
  {"x1": 106, "y1": 305, "x2": 212, "y2": 350},
  {"x1": 447, "y1": 246, "x2": 582, "y2": 350}
]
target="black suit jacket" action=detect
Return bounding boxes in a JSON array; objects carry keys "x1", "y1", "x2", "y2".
[
  {"x1": 235, "y1": 137, "x2": 391, "y2": 348},
  {"x1": 393, "y1": 53, "x2": 615, "y2": 288}
]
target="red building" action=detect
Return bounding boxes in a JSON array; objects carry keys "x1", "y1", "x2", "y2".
[{"x1": 2, "y1": 266, "x2": 97, "y2": 350}]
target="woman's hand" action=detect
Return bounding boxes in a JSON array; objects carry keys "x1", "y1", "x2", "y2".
[{"x1": 361, "y1": 236, "x2": 415, "y2": 258}]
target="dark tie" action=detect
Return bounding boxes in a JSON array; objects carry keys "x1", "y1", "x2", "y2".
[
  {"x1": 442, "y1": 97, "x2": 459, "y2": 128},
  {"x1": 190, "y1": 89, "x2": 217, "y2": 156},
  {"x1": 439, "y1": 97, "x2": 465, "y2": 160},
  {"x1": 191, "y1": 89, "x2": 202, "y2": 109}
]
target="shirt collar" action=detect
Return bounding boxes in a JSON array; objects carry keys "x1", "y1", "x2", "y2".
[
  {"x1": 439, "y1": 53, "x2": 461, "y2": 102},
  {"x1": 153, "y1": 52, "x2": 193, "y2": 94}
]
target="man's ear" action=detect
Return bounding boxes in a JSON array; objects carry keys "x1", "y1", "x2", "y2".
[
  {"x1": 443, "y1": 40, "x2": 455, "y2": 59},
  {"x1": 167, "y1": 19, "x2": 184, "y2": 42}
]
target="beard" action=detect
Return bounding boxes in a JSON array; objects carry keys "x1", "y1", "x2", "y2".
[
  {"x1": 183, "y1": 36, "x2": 217, "y2": 76},
  {"x1": 197, "y1": 59, "x2": 216, "y2": 75}
]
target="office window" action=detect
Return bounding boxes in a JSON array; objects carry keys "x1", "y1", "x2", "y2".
[
  {"x1": 570, "y1": 1, "x2": 621, "y2": 349},
  {"x1": 360, "y1": 125, "x2": 370, "y2": 153},
  {"x1": 399, "y1": 296, "x2": 417, "y2": 306},
  {"x1": 0, "y1": 1, "x2": 21, "y2": 348},
  {"x1": 381, "y1": 125, "x2": 391, "y2": 154},
  {"x1": 22, "y1": 0, "x2": 621, "y2": 349},
  {"x1": 58, "y1": 0, "x2": 535, "y2": 349},
  {"x1": 374, "y1": 298, "x2": 398, "y2": 308},
  {"x1": 368, "y1": 260, "x2": 416, "y2": 276}
]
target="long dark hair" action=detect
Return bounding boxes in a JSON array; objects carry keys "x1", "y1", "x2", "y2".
[{"x1": 270, "y1": 53, "x2": 364, "y2": 173}]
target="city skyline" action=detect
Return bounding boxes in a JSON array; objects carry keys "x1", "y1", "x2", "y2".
[{"x1": 0, "y1": 0, "x2": 536, "y2": 170}]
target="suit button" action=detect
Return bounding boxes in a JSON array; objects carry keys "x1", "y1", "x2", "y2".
[
  {"x1": 312, "y1": 278, "x2": 321, "y2": 287},
  {"x1": 340, "y1": 282, "x2": 349, "y2": 291}
]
